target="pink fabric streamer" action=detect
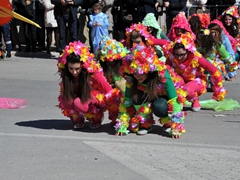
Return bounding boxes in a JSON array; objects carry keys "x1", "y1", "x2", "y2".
[{"x1": 0, "y1": 98, "x2": 27, "y2": 109}]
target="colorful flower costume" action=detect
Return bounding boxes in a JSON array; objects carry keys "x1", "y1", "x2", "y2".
[
  {"x1": 197, "y1": 29, "x2": 238, "y2": 80},
  {"x1": 123, "y1": 23, "x2": 166, "y2": 62},
  {"x1": 188, "y1": 13, "x2": 210, "y2": 29},
  {"x1": 96, "y1": 36, "x2": 129, "y2": 93},
  {"x1": 151, "y1": 34, "x2": 227, "y2": 102},
  {"x1": 141, "y1": 13, "x2": 169, "y2": 62},
  {"x1": 57, "y1": 41, "x2": 121, "y2": 125},
  {"x1": 211, "y1": 19, "x2": 237, "y2": 55},
  {"x1": 89, "y1": 12, "x2": 109, "y2": 54},
  {"x1": 219, "y1": 6, "x2": 240, "y2": 59},
  {"x1": 167, "y1": 11, "x2": 196, "y2": 42},
  {"x1": 115, "y1": 43, "x2": 187, "y2": 137}
]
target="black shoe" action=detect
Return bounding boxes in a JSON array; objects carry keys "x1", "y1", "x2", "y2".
[
  {"x1": 25, "y1": 47, "x2": 31, "y2": 53},
  {"x1": 6, "y1": 52, "x2": 11, "y2": 58}
]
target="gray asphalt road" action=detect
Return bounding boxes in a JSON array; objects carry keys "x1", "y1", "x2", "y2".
[{"x1": 0, "y1": 52, "x2": 240, "y2": 180}]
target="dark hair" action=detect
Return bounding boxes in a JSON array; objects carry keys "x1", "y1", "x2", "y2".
[
  {"x1": 208, "y1": 23, "x2": 222, "y2": 43},
  {"x1": 130, "y1": 30, "x2": 147, "y2": 47},
  {"x1": 196, "y1": 29, "x2": 218, "y2": 57},
  {"x1": 221, "y1": 14, "x2": 238, "y2": 38},
  {"x1": 189, "y1": 16, "x2": 202, "y2": 35},
  {"x1": 100, "y1": 60, "x2": 122, "y2": 79},
  {"x1": 131, "y1": 71, "x2": 163, "y2": 102},
  {"x1": 148, "y1": 27, "x2": 158, "y2": 37},
  {"x1": 173, "y1": 43, "x2": 185, "y2": 50},
  {"x1": 61, "y1": 53, "x2": 91, "y2": 103}
]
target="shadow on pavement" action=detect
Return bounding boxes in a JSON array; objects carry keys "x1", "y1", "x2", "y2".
[
  {"x1": 14, "y1": 51, "x2": 59, "y2": 59},
  {"x1": 15, "y1": 119, "x2": 116, "y2": 135}
]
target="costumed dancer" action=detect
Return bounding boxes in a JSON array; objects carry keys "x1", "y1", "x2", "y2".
[
  {"x1": 196, "y1": 28, "x2": 238, "y2": 81},
  {"x1": 115, "y1": 43, "x2": 187, "y2": 138},
  {"x1": 150, "y1": 33, "x2": 227, "y2": 112},
  {"x1": 142, "y1": 13, "x2": 168, "y2": 61},
  {"x1": 123, "y1": 23, "x2": 166, "y2": 62},
  {"x1": 57, "y1": 41, "x2": 121, "y2": 129},
  {"x1": 96, "y1": 36, "x2": 129, "y2": 93},
  {"x1": 219, "y1": 6, "x2": 240, "y2": 63},
  {"x1": 167, "y1": 11, "x2": 196, "y2": 42},
  {"x1": 188, "y1": 13, "x2": 211, "y2": 35},
  {"x1": 209, "y1": 19, "x2": 237, "y2": 60}
]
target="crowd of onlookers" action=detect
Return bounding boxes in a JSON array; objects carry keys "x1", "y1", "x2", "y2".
[{"x1": 0, "y1": 0, "x2": 239, "y2": 59}]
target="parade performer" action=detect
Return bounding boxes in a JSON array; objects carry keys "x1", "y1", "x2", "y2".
[
  {"x1": 196, "y1": 28, "x2": 238, "y2": 81},
  {"x1": 167, "y1": 11, "x2": 196, "y2": 42},
  {"x1": 123, "y1": 23, "x2": 166, "y2": 62},
  {"x1": 150, "y1": 33, "x2": 227, "y2": 112},
  {"x1": 96, "y1": 36, "x2": 129, "y2": 93},
  {"x1": 219, "y1": 6, "x2": 240, "y2": 63},
  {"x1": 188, "y1": 13, "x2": 211, "y2": 35},
  {"x1": 57, "y1": 41, "x2": 121, "y2": 129},
  {"x1": 115, "y1": 43, "x2": 187, "y2": 138}
]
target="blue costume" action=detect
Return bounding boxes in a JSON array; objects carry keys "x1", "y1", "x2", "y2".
[
  {"x1": 89, "y1": 12, "x2": 109, "y2": 54},
  {"x1": 221, "y1": 32, "x2": 237, "y2": 78}
]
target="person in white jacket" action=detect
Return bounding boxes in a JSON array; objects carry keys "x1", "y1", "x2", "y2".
[{"x1": 42, "y1": 0, "x2": 59, "y2": 53}]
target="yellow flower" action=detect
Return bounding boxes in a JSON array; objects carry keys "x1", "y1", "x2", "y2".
[
  {"x1": 58, "y1": 63, "x2": 65, "y2": 69},
  {"x1": 68, "y1": 47, "x2": 74, "y2": 54},
  {"x1": 120, "y1": 113, "x2": 130, "y2": 121},
  {"x1": 204, "y1": 29, "x2": 210, "y2": 35},
  {"x1": 144, "y1": 107, "x2": 150, "y2": 114},
  {"x1": 192, "y1": 59, "x2": 199, "y2": 68},
  {"x1": 119, "y1": 104, "x2": 126, "y2": 113},
  {"x1": 96, "y1": 94, "x2": 104, "y2": 102}
]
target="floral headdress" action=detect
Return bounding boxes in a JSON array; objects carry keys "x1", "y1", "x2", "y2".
[
  {"x1": 169, "y1": 11, "x2": 196, "y2": 41},
  {"x1": 96, "y1": 36, "x2": 130, "y2": 62},
  {"x1": 218, "y1": 6, "x2": 240, "y2": 24},
  {"x1": 123, "y1": 23, "x2": 154, "y2": 48},
  {"x1": 170, "y1": 33, "x2": 197, "y2": 53},
  {"x1": 142, "y1": 13, "x2": 162, "y2": 38},
  {"x1": 188, "y1": 13, "x2": 210, "y2": 28},
  {"x1": 120, "y1": 42, "x2": 166, "y2": 77},
  {"x1": 57, "y1": 41, "x2": 102, "y2": 74}
]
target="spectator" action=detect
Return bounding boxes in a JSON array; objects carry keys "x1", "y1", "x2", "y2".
[
  {"x1": 51, "y1": 0, "x2": 84, "y2": 53},
  {"x1": 132, "y1": 0, "x2": 159, "y2": 23},
  {"x1": 186, "y1": 0, "x2": 207, "y2": 16},
  {"x1": 36, "y1": 0, "x2": 46, "y2": 52},
  {"x1": 42, "y1": 0, "x2": 59, "y2": 53},
  {"x1": 88, "y1": 2, "x2": 109, "y2": 54},
  {"x1": 206, "y1": 0, "x2": 236, "y2": 20},
  {"x1": 10, "y1": 0, "x2": 22, "y2": 52},
  {"x1": 14, "y1": 0, "x2": 38, "y2": 52},
  {"x1": 0, "y1": 23, "x2": 12, "y2": 58},
  {"x1": 164, "y1": 0, "x2": 187, "y2": 33},
  {"x1": 101, "y1": 0, "x2": 114, "y2": 38}
]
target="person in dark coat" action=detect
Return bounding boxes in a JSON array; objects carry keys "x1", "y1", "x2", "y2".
[
  {"x1": 206, "y1": 0, "x2": 236, "y2": 20},
  {"x1": 132, "y1": 0, "x2": 159, "y2": 23},
  {"x1": 51, "y1": 0, "x2": 84, "y2": 53},
  {"x1": 164, "y1": 0, "x2": 187, "y2": 33}
]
